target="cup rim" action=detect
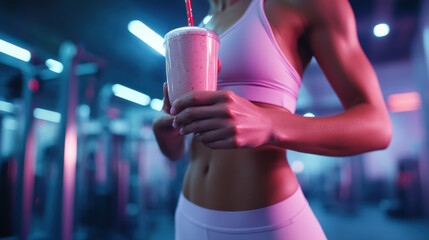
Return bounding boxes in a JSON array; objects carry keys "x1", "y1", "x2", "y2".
[{"x1": 163, "y1": 26, "x2": 219, "y2": 44}]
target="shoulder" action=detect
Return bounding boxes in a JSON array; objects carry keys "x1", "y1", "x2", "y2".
[
  {"x1": 271, "y1": 0, "x2": 355, "y2": 29},
  {"x1": 307, "y1": 0, "x2": 356, "y2": 33}
]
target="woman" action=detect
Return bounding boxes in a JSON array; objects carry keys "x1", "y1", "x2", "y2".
[{"x1": 153, "y1": 0, "x2": 392, "y2": 239}]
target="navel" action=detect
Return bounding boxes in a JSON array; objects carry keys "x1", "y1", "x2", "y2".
[{"x1": 203, "y1": 165, "x2": 210, "y2": 176}]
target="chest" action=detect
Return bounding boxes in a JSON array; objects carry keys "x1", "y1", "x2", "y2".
[{"x1": 204, "y1": 0, "x2": 310, "y2": 76}]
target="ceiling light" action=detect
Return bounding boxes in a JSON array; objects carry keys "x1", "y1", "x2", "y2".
[
  {"x1": 387, "y1": 92, "x2": 421, "y2": 113},
  {"x1": 112, "y1": 84, "x2": 151, "y2": 106},
  {"x1": 45, "y1": 58, "x2": 64, "y2": 73},
  {"x1": 33, "y1": 108, "x2": 61, "y2": 123},
  {"x1": 0, "y1": 100, "x2": 14, "y2": 113},
  {"x1": 291, "y1": 160, "x2": 304, "y2": 174},
  {"x1": 128, "y1": 20, "x2": 165, "y2": 56},
  {"x1": 150, "y1": 98, "x2": 163, "y2": 111},
  {"x1": 373, "y1": 23, "x2": 390, "y2": 37},
  {"x1": 0, "y1": 39, "x2": 31, "y2": 62},
  {"x1": 202, "y1": 15, "x2": 212, "y2": 25}
]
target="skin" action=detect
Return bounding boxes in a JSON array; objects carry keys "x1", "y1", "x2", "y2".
[{"x1": 152, "y1": 0, "x2": 392, "y2": 211}]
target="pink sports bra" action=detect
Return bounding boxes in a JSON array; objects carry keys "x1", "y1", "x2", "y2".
[{"x1": 217, "y1": 0, "x2": 302, "y2": 113}]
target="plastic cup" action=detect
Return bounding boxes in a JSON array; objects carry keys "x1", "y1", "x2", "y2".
[{"x1": 164, "y1": 26, "x2": 220, "y2": 104}]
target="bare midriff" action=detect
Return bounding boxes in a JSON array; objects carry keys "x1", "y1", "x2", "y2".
[
  {"x1": 182, "y1": 0, "x2": 310, "y2": 211},
  {"x1": 182, "y1": 102, "x2": 299, "y2": 211}
]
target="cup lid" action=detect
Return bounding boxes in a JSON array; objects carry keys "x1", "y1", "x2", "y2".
[{"x1": 163, "y1": 26, "x2": 219, "y2": 44}]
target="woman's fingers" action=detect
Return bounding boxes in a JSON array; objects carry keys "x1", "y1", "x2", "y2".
[
  {"x1": 196, "y1": 126, "x2": 236, "y2": 147},
  {"x1": 173, "y1": 104, "x2": 231, "y2": 128},
  {"x1": 205, "y1": 138, "x2": 240, "y2": 149},
  {"x1": 154, "y1": 113, "x2": 176, "y2": 131},
  {"x1": 163, "y1": 82, "x2": 172, "y2": 113},
  {"x1": 180, "y1": 118, "x2": 227, "y2": 135},
  {"x1": 170, "y1": 90, "x2": 232, "y2": 115}
]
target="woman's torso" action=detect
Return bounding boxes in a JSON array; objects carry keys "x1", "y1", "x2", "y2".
[{"x1": 182, "y1": 0, "x2": 313, "y2": 211}]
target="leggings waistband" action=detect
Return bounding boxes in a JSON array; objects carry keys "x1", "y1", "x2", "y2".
[{"x1": 176, "y1": 186, "x2": 308, "y2": 232}]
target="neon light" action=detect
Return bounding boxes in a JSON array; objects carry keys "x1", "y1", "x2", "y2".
[
  {"x1": 150, "y1": 98, "x2": 163, "y2": 111},
  {"x1": 78, "y1": 104, "x2": 90, "y2": 118},
  {"x1": 291, "y1": 160, "x2": 304, "y2": 174},
  {"x1": 202, "y1": 15, "x2": 213, "y2": 25},
  {"x1": 3, "y1": 117, "x2": 17, "y2": 130},
  {"x1": 373, "y1": 23, "x2": 390, "y2": 38},
  {"x1": 33, "y1": 108, "x2": 61, "y2": 123},
  {"x1": 63, "y1": 126, "x2": 77, "y2": 240},
  {"x1": 0, "y1": 100, "x2": 14, "y2": 113},
  {"x1": 303, "y1": 112, "x2": 315, "y2": 117},
  {"x1": 128, "y1": 20, "x2": 165, "y2": 56},
  {"x1": 45, "y1": 59, "x2": 64, "y2": 73},
  {"x1": 112, "y1": 84, "x2": 151, "y2": 106},
  {"x1": 0, "y1": 39, "x2": 31, "y2": 62},
  {"x1": 28, "y1": 79, "x2": 39, "y2": 92},
  {"x1": 424, "y1": 27, "x2": 429, "y2": 75},
  {"x1": 387, "y1": 92, "x2": 421, "y2": 113}
]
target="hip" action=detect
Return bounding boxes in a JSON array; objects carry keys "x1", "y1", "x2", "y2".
[{"x1": 175, "y1": 186, "x2": 327, "y2": 240}]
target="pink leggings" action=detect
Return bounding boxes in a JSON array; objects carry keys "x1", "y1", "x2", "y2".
[{"x1": 175, "y1": 186, "x2": 327, "y2": 240}]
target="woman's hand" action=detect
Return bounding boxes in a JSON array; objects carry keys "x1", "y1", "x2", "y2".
[
  {"x1": 153, "y1": 82, "x2": 175, "y2": 132},
  {"x1": 170, "y1": 90, "x2": 273, "y2": 149},
  {"x1": 152, "y1": 83, "x2": 185, "y2": 161}
]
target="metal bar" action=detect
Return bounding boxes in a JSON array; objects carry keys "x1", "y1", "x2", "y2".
[
  {"x1": 15, "y1": 72, "x2": 36, "y2": 240},
  {"x1": 414, "y1": 0, "x2": 429, "y2": 218},
  {"x1": 51, "y1": 42, "x2": 79, "y2": 240}
]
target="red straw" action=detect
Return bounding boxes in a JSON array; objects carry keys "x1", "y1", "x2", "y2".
[{"x1": 185, "y1": 0, "x2": 194, "y2": 26}]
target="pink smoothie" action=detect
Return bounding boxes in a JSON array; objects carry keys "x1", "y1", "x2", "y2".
[{"x1": 164, "y1": 26, "x2": 220, "y2": 104}]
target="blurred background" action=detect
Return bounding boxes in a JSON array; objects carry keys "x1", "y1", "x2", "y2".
[{"x1": 0, "y1": 0, "x2": 428, "y2": 239}]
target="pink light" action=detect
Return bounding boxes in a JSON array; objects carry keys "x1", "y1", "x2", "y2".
[
  {"x1": 107, "y1": 107, "x2": 120, "y2": 119},
  {"x1": 21, "y1": 127, "x2": 36, "y2": 239},
  {"x1": 95, "y1": 139, "x2": 107, "y2": 183},
  {"x1": 28, "y1": 78, "x2": 39, "y2": 92},
  {"x1": 63, "y1": 126, "x2": 77, "y2": 240},
  {"x1": 387, "y1": 92, "x2": 421, "y2": 113}
]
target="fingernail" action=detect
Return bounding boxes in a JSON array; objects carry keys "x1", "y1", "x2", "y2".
[
  {"x1": 179, "y1": 128, "x2": 184, "y2": 135},
  {"x1": 172, "y1": 121, "x2": 178, "y2": 128},
  {"x1": 170, "y1": 107, "x2": 177, "y2": 115}
]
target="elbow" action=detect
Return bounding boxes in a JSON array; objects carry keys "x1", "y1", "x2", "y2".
[
  {"x1": 372, "y1": 116, "x2": 393, "y2": 151},
  {"x1": 168, "y1": 153, "x2": 184, "y2": 162},
  {"x1": 161, "y1": 147, "x2": 184, "y2": 162}
]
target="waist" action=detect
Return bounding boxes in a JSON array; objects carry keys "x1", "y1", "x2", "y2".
[
  {"x1": 176, "y1": 185, "x2": 307, "y2": 232},
  {"x1": 182, "y1": 138, "x2": 299, "y2": 211}
]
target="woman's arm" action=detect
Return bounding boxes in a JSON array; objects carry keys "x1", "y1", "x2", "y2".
[
  {"x1": 266, "y1": 0, "x2": 392, "y2": 156},
  {"x1": 152, "y1": 83, "x2": 186, "y2": 161},
  {"x1": 170, "y1": 0, "x2": 392, "y2": 156}
]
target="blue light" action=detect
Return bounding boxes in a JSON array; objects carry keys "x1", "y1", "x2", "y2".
[
  {"x1": 291, "y1": 160, "x2": 304, "y2": 173},
  {"x1": 45, "y1": 58, "x2": 64, "y2": 73},
  {"x1": 112, "y1": 84, "x2": 151, "y2": 106},
  {"x1": 0, "y1": 39, "x2": 31, "y2": 62},
  {"x1": 33, "y1": 108, "x2": 61, "y2": 123},
  {"x1": 0, "y1": 100, "x2": 14, "y2": 113},
  {"x1": 128, "y1": 20, "x2": 165, "y2": 56},
  {"x1": 424, "y1": 28, "x2": 429, "y2": 68},
  {"x1": 3, "y1": 117, "x2": 17, "y2": 131},
  {"x1": 150, "y1": 98, "x2": 163, "y2": 111},
  {"x1": 373, "y1": 23, "x2": 390, "y2": 37},
  {"x1": 202, "y1": 15, "x2": 213, "y2": 25}
]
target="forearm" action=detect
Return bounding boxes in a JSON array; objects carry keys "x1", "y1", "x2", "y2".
[
  {"x1": 267, "y1": 103, "x2": 392, "y2": 156},
  {"x1": 152, "y1": 112, "x2": 186, "y2": 161}
]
